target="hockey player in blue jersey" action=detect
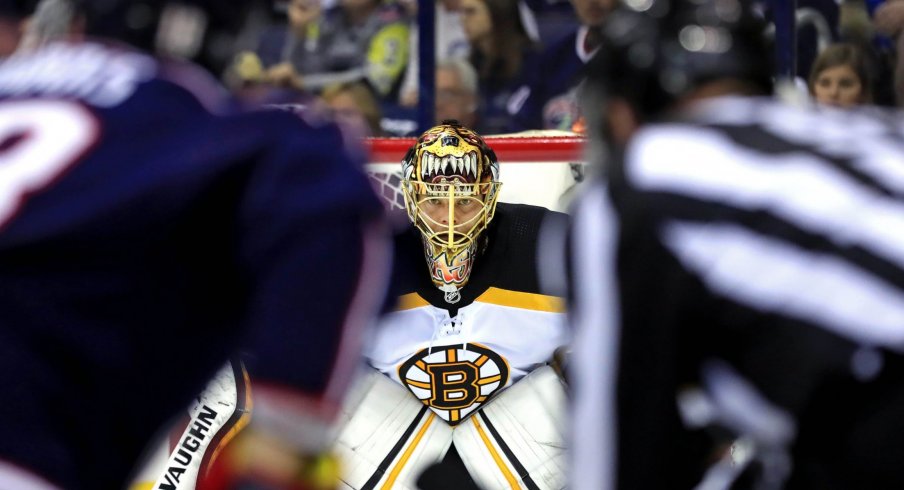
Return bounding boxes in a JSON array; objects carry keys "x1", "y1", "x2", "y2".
[{"x1": 0, "y1": 1, "x2": 391, "y2": 489}]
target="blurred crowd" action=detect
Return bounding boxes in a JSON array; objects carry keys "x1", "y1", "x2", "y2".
[
  {"x1": 222, "y1": 0, "x2": 605, "y2": 136},
  {"x1": 6, "y1": 0, "x2": 904, "y2": 136},
  {"x1": 224, "y1": 0, "x2": 904, "y2": 135}
]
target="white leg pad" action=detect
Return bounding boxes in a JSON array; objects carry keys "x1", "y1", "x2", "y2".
[
  {"x1": 452, "y1": 365, "x2": 568, "y2": 490},
  {"x1": 333, "y1": 369, "x2": 453, "y2": 490}
]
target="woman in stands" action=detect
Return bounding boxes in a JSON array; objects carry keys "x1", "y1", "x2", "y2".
[
  {"x1": 808, "y1": 43, "x2": 873, "y2": 108},
  {"x1": 460, "y1": 0, "x2": 540, "y2": 134}
]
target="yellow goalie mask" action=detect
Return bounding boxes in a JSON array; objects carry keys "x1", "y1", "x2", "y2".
[{"x1": 401, "y1": 121, "x2": 502, "y2": 304}]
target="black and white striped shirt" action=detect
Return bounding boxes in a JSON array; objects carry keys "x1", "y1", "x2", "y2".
[{"x1": 567, "y1": 96, "x2": 904, "y2": 490}]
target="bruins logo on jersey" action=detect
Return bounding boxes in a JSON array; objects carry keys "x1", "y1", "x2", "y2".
[{"x1": 398, "y1": 343, "x2": 510, "y2": 425}]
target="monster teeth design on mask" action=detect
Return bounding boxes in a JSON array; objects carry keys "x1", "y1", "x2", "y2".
[{"x1": 418, "y1": 149, "x2": 484, "y2": 180}]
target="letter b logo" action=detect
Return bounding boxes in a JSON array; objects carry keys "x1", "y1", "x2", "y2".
[
  {"x1": 426, "y1": 362, "x2": 480, "y2": 409},
  {"x1": 399, "y1": 343, "x2": 509, "y2": 424}
]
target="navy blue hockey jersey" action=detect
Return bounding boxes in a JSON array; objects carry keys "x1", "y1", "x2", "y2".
[
  {"x1": 0, "y1": 41, "x2": 389, "y2": 489},
  {"x1": 511, "y1": 26, "x2": 598, "y2": 131}
]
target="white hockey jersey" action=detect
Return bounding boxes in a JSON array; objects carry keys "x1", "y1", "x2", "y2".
[
  {"x1": 368, "y1": 287, "x2": 566, "y2": 424},
  {"x1": 335, "y1": 203, "x2": 570, "y2": 490}
]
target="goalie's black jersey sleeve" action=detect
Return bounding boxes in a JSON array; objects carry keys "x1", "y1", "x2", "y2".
[
  {"x1": 0, "y1": 42, "x2": 389, "y2": 489},
  {"x1": 567, "y1": 97, "x2": 904, "y2": 490}
]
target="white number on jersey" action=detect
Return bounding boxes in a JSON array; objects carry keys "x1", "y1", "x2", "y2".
[{"x1": 0, "y1": 100, "x2": 100, "y2": 228}]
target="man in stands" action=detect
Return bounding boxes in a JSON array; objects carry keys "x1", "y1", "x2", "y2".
[
  {"x1": 435, "y1": 59, "x2": 479, "y2": 128},
  {"x1": 561, "y1": 0, "x2": 904, "y2": 488},
  {"x1": 0, "y1": 1, "x2": 390, "y2": 488},
  {"x1": 332, "y1": 121, "x2": 570, "y2": 489}
]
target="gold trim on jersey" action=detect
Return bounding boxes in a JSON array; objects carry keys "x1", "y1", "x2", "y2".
[
  {"x1": 475, "y1": 287, "x2": 565, "y2": 313},
  {"x1": 395, "y1": 292, "x2": 430, "y2": 310}
]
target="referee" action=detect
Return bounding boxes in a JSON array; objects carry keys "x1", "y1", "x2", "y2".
[{"x1": 562, "y1": 0, "x2": 904, "y2": 489}]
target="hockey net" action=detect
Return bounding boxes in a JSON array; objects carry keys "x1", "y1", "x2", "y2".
[{"x1": 364, "y1": 131, "x2": 587, "y2": 213}]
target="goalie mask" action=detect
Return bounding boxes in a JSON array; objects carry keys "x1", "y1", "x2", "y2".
[{"x1": 401, "y1": 121, "x2": 502, "y2": 304}]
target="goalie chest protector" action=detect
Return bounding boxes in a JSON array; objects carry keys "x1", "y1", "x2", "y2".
[{"x1": 367, "y1": 203, "x2": 569, "y2": 425}]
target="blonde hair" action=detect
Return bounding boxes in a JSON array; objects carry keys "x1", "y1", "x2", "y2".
[{"x1": 321, "y1": 82, "x2": 382, "y2": 135}]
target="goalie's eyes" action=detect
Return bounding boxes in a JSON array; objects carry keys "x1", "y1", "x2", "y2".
[
  {"x1": 424, "y1": 197, "x2": 479, "y2": 208},
  {"x1": 456, "y1": 198, "x2": 479, "y2": 209}
]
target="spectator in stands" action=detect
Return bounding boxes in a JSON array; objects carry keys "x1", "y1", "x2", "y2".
[
  {"x1": 226, "y1": 0, "x2": 321, "y2": 89},
  {"x1": 257, "y1": 0, "x2": 322, "y2": 90},
  {"x1": 398, "y1": 0, "x2": 470, "y2": 108},
  {"x1": 322, "y1": 81, "x2": 383, "y2": 136},
  {"x1": 808, "y1": 43, "x2": 873, "y2": 107},
  {"x1": 873, "y1": 0, "x2": 904, "y2": 105},
  {"x1": 839, "y1": 1, "x2": 896, "y2": 106},
  {"x1": 231, "y1": 0, "x2": 409, "y2": 102},
  {"x1": 512, "y1": 0, "x2": 615, "y2": 130},
  {"x1": 521, "y1": 0, "x2": 579, "y2": 45},
  {"x1": 435, "y1": 58, "x2": 479, "y2": 128},
  {"x1": 461, "y1": 0, "x2": 540, "y2": 134}
]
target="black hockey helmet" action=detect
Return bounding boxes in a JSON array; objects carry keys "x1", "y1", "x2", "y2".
[
  {"x1": 584, "y1": 0, "x2": 772, "y2": 120},
  {"x1": 73, "y1": 0, "x2": 270, "y2": 73}
]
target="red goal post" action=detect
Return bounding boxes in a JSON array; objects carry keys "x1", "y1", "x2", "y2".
[{"x1": 364, "y1": 131, "x2": 587, "y2": 212}]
